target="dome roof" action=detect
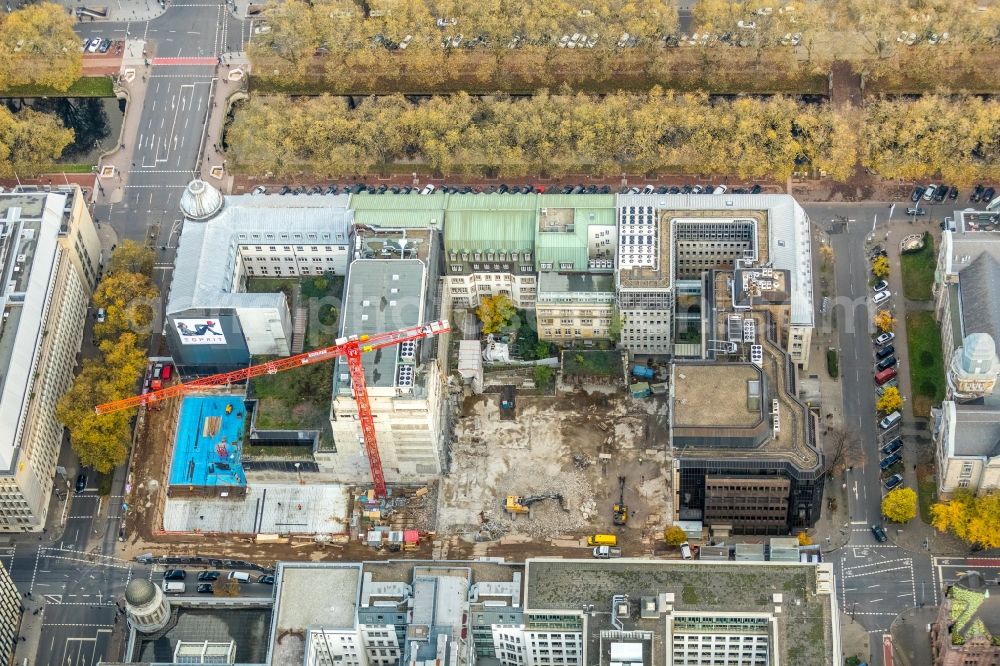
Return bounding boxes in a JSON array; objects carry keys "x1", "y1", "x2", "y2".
[
  {"x1": 125, "y1": 578, "x2": 157, "y2": 606},
  {"x1": 960, "y1": 332, "x2": 998, "y2": 375},
  {"x1": 179, "y1": 179, "x2": 224, "y2": 221}
]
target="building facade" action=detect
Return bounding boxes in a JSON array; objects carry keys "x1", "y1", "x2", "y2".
[
  {"x1": 0, "y1": 561, "x2": 20, "y2": 666},
  {"x1": 934, "y1": 400, "x2": 1000, "y2": 497},
  {"x1": 0, "y1": 187, "x2": 99, "y2": 532},
  {"x1": 930, "y1": 572, "x2": 1000, "y2": 666},
  {"x1": 535, "y1": 274, "x2": 615, "y2": 343}
]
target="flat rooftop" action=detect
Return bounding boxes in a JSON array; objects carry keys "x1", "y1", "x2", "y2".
[
  {"x1": 169, "y1": 396, "x2": 248, "y2": 488},
  {"x1": 673, "y1": 364, "x2": 762, "y2": 427},
  {"x1": 525, "y1": 559, "x2": 835, "y2": 666},
  {"x1": 0, "y1": 192, "x2": 66, "y2": 472},
  {"x1": 134, "y1": 606, "x2": 272, "y2": 664},
  {"x1": 270, "y1": 563, "x2": 362, "y2": 664},
  {"x1": 334, "y1": 258, "x2": 427, "y2": 391}
]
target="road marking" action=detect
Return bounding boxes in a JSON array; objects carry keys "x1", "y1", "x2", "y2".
[
  {"x1": 43, "y1": 594, "x2": 62, "y2": 603},
  {"x1": 868, "y1": 598, "x2": 883, "y2": 603},
  {"x1": 897, "y1": 593, "x2": 909, "y2": 598}
]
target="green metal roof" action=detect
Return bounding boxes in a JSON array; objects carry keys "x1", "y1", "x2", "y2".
[
  {"x1": 444, "y1": 209, "x2": 536, "y2": 251},
  {"x1": 353, "y1": 209, "x2": 444, "y2": 229},
  {"x1": 533, "y1": 196, "x2": 616, "y2": 271},
  {"x1": 447, "y1": 193, "x2": 539, "y2": 211}
]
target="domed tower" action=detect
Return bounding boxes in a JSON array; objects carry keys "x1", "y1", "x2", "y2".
[
  {"x1": 124, "y1": 578, "x2": 172, "y2": 634},
  {"x1": 179, "y1": 179, "x2": 224, "y2": 221},
  {"x1": 948, "y1": 332, "x2": 1000, "y2": 401}
]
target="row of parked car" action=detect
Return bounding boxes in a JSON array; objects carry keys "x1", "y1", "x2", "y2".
[
  {"x1": 161, "y1": 568, "x2": 274, "y2": 594},
  {"x1": 81, "y1": 37, "x2": 115, "y2": 54},
  {"x1": 253, "y1": 183, "x2": 765, "y2": 197},
  {"x1": 910, "y1": 184, "x2": 996, "y2": 204}
]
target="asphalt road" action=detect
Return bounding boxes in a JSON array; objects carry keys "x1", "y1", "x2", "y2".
[
  {"x1": 4, "y1": 3, "x2": 251, "y2": 664},
  {"x1": 803, "y1": 202, "x2": 942, "y2": 665}
]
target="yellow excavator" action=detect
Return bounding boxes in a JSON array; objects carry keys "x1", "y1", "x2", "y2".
[
  {"x1": 613, "y1": 476, "x2": 628, "y2": 525},
  {"x1": 505, "y1": 494, "x2": 565, "y2": 515}
]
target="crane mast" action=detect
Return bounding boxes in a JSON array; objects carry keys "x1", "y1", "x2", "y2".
[{"x1": 95, "y1": 320, "x2": 451, "y2": 498}]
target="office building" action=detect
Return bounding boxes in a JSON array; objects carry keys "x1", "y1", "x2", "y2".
[
  {"x1": 167, "y1": 180, "x2": 352, "y2": 374},
  {"x1": 325, "y1": 225, "x2": 447, "y2": 482},
  {"x1": 0, "y1": 187, "x2": 100, "y2": 532},
  {"x1": 0, "y1": 561, "x2": 20, "y2": 666}
]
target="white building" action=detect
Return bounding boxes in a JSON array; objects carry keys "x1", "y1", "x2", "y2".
[
  {"x1": 325, "y1": 255, "x2": 446, "y2": 482},
  {"x1": 0, "y1": 188, "x2": 100, "y2": 532},
  {"x1": 124, "y1": 578, "x2": 172, "y2": 634},
  {"x1": 167, "y1": 181, "x2": 352, "y2": 373}
]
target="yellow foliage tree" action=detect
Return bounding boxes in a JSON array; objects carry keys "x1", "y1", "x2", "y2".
[
  {"x1": 882, "y1": 487, "x2": 917, "y2": 523},
  {"x1": 876, "y1": 387, "x2": 903, "y2": 414},
  {"x1": 875, "y1": 310, "x2": 894, "y2": 333},
  {"x1": 0, "y1": 106, "x2": 74, "y2": 178},
  {"x1": 476, "y1": 294, "x2": 516, "y2": 334},
  {"x1": 92, "y1": 272, "x2": 159, "y2": 344},
  {"x1": 0, "y1": 3, "x2": 83, "y2": 90},
  {"x1": 107, "y1": 240, "x2": 156, "y2": 277},
  {"x1": 819, "y1": 244, "x2": 835, "y2": 266},
  {"x1": 931, "y1": 492, "x2": 1000, "y2": 549},
  {"x1": 664, "y1": 525, "x2": 687, "y2": 546},
  {"x1": 797, "y1": 531, "x2": 813, "y2": 546},
  {"x1": 871, "y1": 255, "x2": 890, "y2": 277}
]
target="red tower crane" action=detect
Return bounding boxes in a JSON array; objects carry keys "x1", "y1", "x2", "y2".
[{"x1": 95, "y1": 320, "x2": 451, "y2": 498}]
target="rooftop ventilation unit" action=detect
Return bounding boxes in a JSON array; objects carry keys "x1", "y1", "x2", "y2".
[
  {"x1": 397, "y1": 365, "x2": 414, "y2": 388},
  {"x1": 399, "y1": 340, "x2": 416, "y2": 360},
  {"x1": 743, "y1": 318, "x2": 756, "y2": 342},
  {"x1": 750, "y1": 345, "x2": 763, "y2": 367}
]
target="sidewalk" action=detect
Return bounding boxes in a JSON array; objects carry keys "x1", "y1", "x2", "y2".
[
  {"x1": 57, "y1": 0, "x2": 165, "y2": 23},
  {"x1": 94, "y1": 40, "x2": 150, "y2": 208},
  {"x1": 199, "y1": 53, "x2": 250, "y2": 193}
]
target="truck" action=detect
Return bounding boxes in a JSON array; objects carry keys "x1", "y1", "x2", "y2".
[
  {"x1": 587, "y1": 534, "x2": 617, "y2": 546},
  {"x1": 592, "y1": 546, "x2": 622, "y2": 559},
  {"x1": 631, "y1": 364, "x2": 655, "y2": 380}
]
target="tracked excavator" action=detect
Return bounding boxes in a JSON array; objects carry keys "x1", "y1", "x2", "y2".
[
  {"x1": 504, "y1": 494, "x2": 566, "y2": 516},
  {"x1": 613, "y1": 476, "x2": 629, "y2": 525}
]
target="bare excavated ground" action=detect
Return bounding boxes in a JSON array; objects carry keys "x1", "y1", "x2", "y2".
[{"x1": 438, "y1": 389, "x2": 672, "y2": 548}]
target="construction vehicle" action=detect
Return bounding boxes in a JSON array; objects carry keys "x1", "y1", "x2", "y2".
[
  {"x1": 587, "y1": 534, "x2": 617, "y2": 546},
  {"x1": 94, "y1": 320, "x2": 451, "y2": 498},
  {"x1": 504, "y1": 494, "x2": 565, "y2": 516},
  {"x1": 613, "y1": 476, "x2": 628, "y2": 525}
]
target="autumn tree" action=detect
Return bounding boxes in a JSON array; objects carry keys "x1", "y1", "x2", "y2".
[
  {"x1": 876, "y1": 387, "x2": 903, "y2": 414},
  {"x1": 476, "y1": 294, "x2": 516, "y2": 334},
  {"x1": 819, "y1": 244, "x2": 835, "y2": 267},
  {"x1": 92, "y1": 272, "x2": 159, "y2": 344},
  {"x1": 0, "y1": 105, "x2": 74, "y2": 178},
  {"x1": 931, "y1": 491, "x2": 1000, "y2": 549},
  {"x1": 871, "y1": 255, "x2": 890, "y2": 278},
  {"x1": 213, "y1": 579, "x2": 241, "y2": 597},
  {"x1": 107, "y1": 240, "x2": 156, "y2": 277},
  {"x1": 883, "y1": 487, "x2": 917, "y2": 523},
  {"x1": 824, "y1": 426, "x2": 865, "y2": 475},
  {"x1": 0, "y1": 3, "x2": 82, "y2": 90},
  {"x1": 797, "y1": 531, "x2": 813, "y2": 546},
  {"x1": 875, "y1": 310, "x2": 894, "y2": 333},
  {"x1": 664, "y1": 525, "x2": 688, "y2": 546}
]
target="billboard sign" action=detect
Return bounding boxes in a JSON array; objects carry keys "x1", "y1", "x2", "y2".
[{"x1": 174, "y1": 318, "x2": 227, "y2": 345}]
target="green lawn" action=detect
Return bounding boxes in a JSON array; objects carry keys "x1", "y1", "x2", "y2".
[
  {"x1": 904, "y1": 310, "x2": 946, "y2": 417},
  {"x1": 0, "y1": 76, "x2": 115, "y2": 97},
  {"x1": 45, "y1": 163, "x2": 96, "y2": 173},
  {"x1": 899, "y1": 233, "x2": 936, "y2": 301},
  {"x1": 917, "y1": 465, "x2": 938, "y2": 525},
  {"x1": 562, "y1": 349, "x2": 623, "y2": 377}
]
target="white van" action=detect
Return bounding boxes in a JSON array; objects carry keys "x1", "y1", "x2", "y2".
[
  {"x1": 228, "y1": 571, "x2": 251, "y2": 583},
  {"x1": 420, "y1": 184, "x2": 436, "y2": 195},
  {"x1": 879, "y1": 411, "x2": 902, "y2": 430},
  {"x1": 680, "y1": 542, "x2": 693, "y2": 560},
  {"x1": 162, "y1": 581, "x2": 186, "y2": 594}
]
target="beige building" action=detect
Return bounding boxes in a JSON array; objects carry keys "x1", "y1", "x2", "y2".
[
  {"x1": 931, "y1": 571, "x2": 1000, "y2": 666},
  {"x1": 536, "y1": 274, "x2": 615, "y2": 343},
  {"x1": 0, "y1": 187, "x2": 100, "y2": 532},
  {"x1": 0, "y1": 561, "x2": 19, "y2": 666}
]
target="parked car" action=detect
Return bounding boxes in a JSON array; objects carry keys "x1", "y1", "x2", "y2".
[
  {"x1": 279, "y1": 185, "x2": 291, "y2": 195},
  {"x1": 880, "y1": 438, "x2": 903, "y2": 456},
  {"x1": 98, "y1": 38, "x2": 111, "y2": 53},
  {"x1": 948, "y1": 186, "x2": 959, "y2": 200},
  {"x1": 869, "y1": 245, "x2": 887, "y2": 259},
  {"x1": 910, "y1": 186, "x2": 924, "y2": 202},
  {"x1": 971, "y1": 184, "x2": 984, "y2": 202},
  {"x1": 906, "y1": 207, "x2": 925, "y2": 216},
  {"x1": 875, "y1": 331, "x2": 895, "y2": 346},
  {"x1": 251, "y1": 185, "x2": 266, "y2": 195},
  {"x1": 872, "y1": 279, "x2": 889, "y2": 292},
  {"x1": 642, "y1": 185, "x2": 655, "y2": 194},
  {"x1": 872, "y1": 290, "x2": 891, "y2": 305},
  {"x1": 879, "y1": 452, "x2": 903, "y2": 470},
  {"x1": 871, "y1": 524, "x2": 888, "y2": 542},
  {"x1": 934, "y1": 184, "x2": 949, "y2": 202},
  {"x1": 983, "y1": 187, "x2": 996, "y2": 202},
  {"x1": 875, "y1": 344, "x2": 895, "y2": 360},
  {"x1": 420, "y1": 184, "x2": 435, "y2": 195},
  {"x1": 86, "y1": 38, "x2": 100, "y2": 52},
  {"x1": 713, "y1": 185, "x2": 728, "y2": 195},
  {"x1": 197, "y1": 571, "x2": 219, "y2": 581},
  {"x1": 749, "y1": 184, "x2": 762, "y2": 194},
  {"x1": 197, "y1": 583, "x2": 214, "y2": 594},
  {"x1": 75, "y1": 473, "x2": 87, "y2": 492},
  {"x1": 96, "y1": 307, "x2": 106, "y2": 323},
  {"x1": 884, "y1": 473, "x2": 904, "y2": 490},
  {"x1": 876, "y1": 356, "x2": 898, "y2": 371},
  {"x1": 923, "y1": 184, "x2": 936, "y2": 201},
  {"x1": 163, "y1": 569, "x2": 186, "y2": 581},
  {"x1": 258, "y1": 574, "x2": 275, "y2": 584}
]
